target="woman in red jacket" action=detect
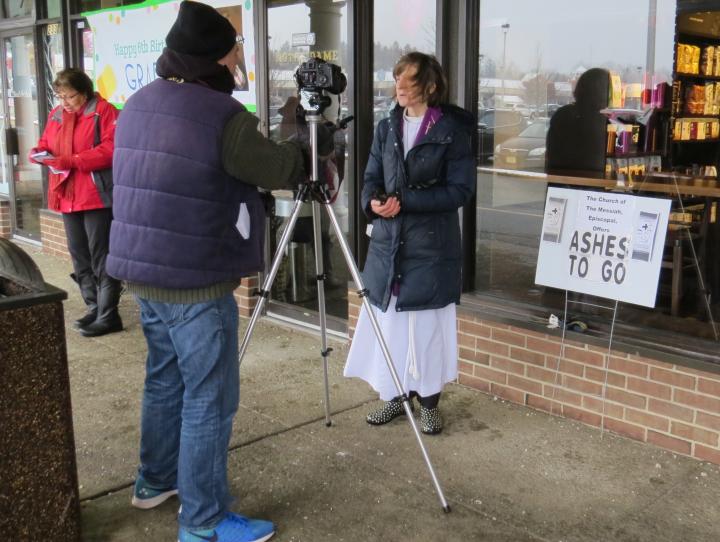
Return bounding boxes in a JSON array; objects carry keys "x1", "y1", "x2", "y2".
[{"x1": 30, "y1": 68, "x2": 122, "y2": 337}]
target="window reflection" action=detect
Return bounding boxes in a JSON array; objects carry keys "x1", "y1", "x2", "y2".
[
  {"x1": 44, "y1": 0, "x2": 61, "y2": 18},
  {"x1": 81, "y1": 27, "x2": 94, "y2": 84},
  {"x1": 267, "y1": 0, "x2": 351, "y2": 321},
  {"x1": 473, "y1": 1, "x2": 720, "y2": 343},
  {"x1": 372, "y1": 0, "x2": 436, "y2": 125},
  {"x1": 1, "y1": 0, "x2": 31, "y2": 18},
  {"x1": 43, "y1": 24, "x2": 63, "y2": 118}
]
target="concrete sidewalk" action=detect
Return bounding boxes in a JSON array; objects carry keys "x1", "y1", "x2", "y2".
[{"x1": 23, "y1": 243, "x2": 720, "y2": 541}]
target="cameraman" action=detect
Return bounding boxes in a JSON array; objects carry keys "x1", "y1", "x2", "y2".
[{"x1": 106, "y1": 2, "x2": 326, "y2": 541}]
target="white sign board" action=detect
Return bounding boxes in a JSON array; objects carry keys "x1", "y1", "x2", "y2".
[
  {"x1": 84, "y1": 0, "x2": 257, "y2": 110},
  {"x1": 292, "y1": 32, "x2": 316, "y2": 47},
  {"x1": 535, "y1": 187, "x2": 671, "y2": 307}
]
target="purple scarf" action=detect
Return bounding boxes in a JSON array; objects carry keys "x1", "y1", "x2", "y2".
[{"x1": 401, "y1": 106, "x2": 443, "y2": 148}]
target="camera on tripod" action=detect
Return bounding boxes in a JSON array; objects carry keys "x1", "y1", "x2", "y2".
[
  {"x1": 295, "y1": 57, "x2": 346, "y2": 95},
  {"x1": 295, "y1": 57, "x2": 347, "y2": 113}
]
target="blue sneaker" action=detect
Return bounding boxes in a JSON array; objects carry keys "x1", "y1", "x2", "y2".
[
  {"x1": 131, "y1": 475, "x2": 178, "y2": 509},
  {"x1": 178, "y1": 512, "x2": 275, "y2": 542}
]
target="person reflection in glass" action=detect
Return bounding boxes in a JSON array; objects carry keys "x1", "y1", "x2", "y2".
[{"x1": 545, "y1": 67, "x2": 611, "y2": 177}]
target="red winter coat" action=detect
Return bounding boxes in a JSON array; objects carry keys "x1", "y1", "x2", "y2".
[{"x1": 30, "y1": 93, "x2": 119, "y2": 213}]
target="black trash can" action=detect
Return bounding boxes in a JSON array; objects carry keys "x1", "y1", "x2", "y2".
[{"x1": 0, "y1": 238, "x2": 80, "y2": 541}]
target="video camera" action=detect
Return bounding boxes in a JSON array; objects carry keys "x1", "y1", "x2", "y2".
[
  {"x1": 295, "y1": 57, "x2": 347, "y2": 113},
  {"x1": 295, "y1": 57, "x2": 346, "y2": 95}
]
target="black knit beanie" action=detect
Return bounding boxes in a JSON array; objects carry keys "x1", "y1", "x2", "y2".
[{"x1": 165, "y1": 1, "x2": 236, "y2": 61}]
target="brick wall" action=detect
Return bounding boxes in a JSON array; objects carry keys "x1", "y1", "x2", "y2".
[
  {"x1": 234, "y1": 275, "x2": 261, "y2": 318},
  {"x1": 40, "y1": 209, "x2": 70, "y2": 260},
  {"x1": 347, "y1": 290, "x2": 720, "y2": 465},
  {"x1": 348, "y1": 287, "x2": 361, "y2": 336},
  {"x1": 0, "y1": 199, "x2": 10, "y2": 238},
  {"x1": 456, "y1": 308, "x2": 720, "y2": 464}
]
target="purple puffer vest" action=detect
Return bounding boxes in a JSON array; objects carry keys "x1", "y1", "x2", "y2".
[{"x1": 107, "y1": 79, "x2": 265, "y2": 289}]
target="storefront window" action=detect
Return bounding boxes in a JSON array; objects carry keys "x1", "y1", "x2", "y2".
[
  {"x1": 373, "y1": 0, "x2": 436, "y2": 125},
  {"x1": 1, "y1": 0, "x2": 31, "y2": 18},
  {"x1": 81, "y1": 26, "x2": 94, "y2": 83},
  {"x1": 474, "y1": 1, "x2": 720, "y2": 345},
  {"x1": 267, "y1": 0, "x2": 351, "y2": 324},
  {"x1": 42, "y1": 23, "x2": 63, "y2": 117},
  {"x1": 4, "y1": 33, "x2": 42, "y2": 239},
  {"x1": 45, "y1": 0, "x2": 61, "y2": 19}
]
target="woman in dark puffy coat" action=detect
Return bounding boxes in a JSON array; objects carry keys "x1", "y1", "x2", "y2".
[{"x1": 344, "y1": 52, "x2": 476, "y2": 434}]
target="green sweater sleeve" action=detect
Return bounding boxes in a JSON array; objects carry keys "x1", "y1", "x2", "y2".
[{"x1": 222, "y1": 110, "x2": 306, "y2": 190}]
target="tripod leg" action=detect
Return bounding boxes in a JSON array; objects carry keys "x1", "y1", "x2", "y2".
[
  {"x1": 311, "y1": 200, "x2": 333, "y2": 427},
  {"x1": 239, "y1": 186, "x2": 311, "y2": 365},
  {"x1": 320, "y1": 201, "x2": 451, "y2": 512}
]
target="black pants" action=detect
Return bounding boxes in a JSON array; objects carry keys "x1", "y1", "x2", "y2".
[
  {"x1": 408, "y1": 392, "x2": 441, "y2": 409},
  {"x1": 62, "y1": 208, "x2": 113, "y2": 283}
]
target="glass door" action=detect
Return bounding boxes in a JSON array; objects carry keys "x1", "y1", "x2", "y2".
[
  {"x1": 2, "y1": 31, "x2": 42, "y2": 240},
  {"x1": 266, "y1": 0, "x2": 352, "y2": 331}
]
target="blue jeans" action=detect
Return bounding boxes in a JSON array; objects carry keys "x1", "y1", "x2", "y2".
[{"x1": 136, "y1": 294, "x2": 239, "y2": 530}]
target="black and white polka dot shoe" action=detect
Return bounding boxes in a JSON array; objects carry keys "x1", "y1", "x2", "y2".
[
  {"x1": 420, "y1": 406, "x2": 443, "y2": 435},
  {"x1": 366, "y1": 398, "x2": 412, "y2": 425}
]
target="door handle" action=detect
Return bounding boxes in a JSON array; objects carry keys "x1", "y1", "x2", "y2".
[{"x1": 5, "y1": 127, "x2": 18, "y2": 156}]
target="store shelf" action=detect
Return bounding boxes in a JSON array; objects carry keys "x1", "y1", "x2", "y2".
[
  {"x1": 674, "y1": 72, "x2": 720, "y2": 81},
  {"x1": 672, "y1": 114, "x2": 720, "y2": 119},
  {"x1": 672, "y1": 137, "x2": 720, "y2": 143},
  {"x1": 607, "y1": 151, "x2": 665, "y2": 158}
]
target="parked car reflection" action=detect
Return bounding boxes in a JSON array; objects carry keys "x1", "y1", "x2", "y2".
[
  {"x1": 477, "y1": 108, "x2": 526, "y2": 164},
  {"x1": 493, "y1": 118, "x2": 549, "y2": 170}
]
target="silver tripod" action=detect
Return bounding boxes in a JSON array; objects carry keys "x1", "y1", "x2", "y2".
[{"x1": 238, "y1": 110, "x2": 451, "y2": 512}]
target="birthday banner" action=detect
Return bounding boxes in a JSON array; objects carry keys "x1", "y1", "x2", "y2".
[{"x1": 83, "y1": 0, "x2": 257, "y2": 110}]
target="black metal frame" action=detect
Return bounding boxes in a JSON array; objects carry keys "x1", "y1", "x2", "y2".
[{"x1": 351, "y1": 0, "x2": 372, "y2": 269}]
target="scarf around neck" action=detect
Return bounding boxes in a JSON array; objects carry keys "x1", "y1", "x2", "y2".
[
  {"x1": 156, "y1": 48, "x2": 236, "y2": 94},
  {"x1": 400, "y1": 106, "x2": 443, "y2": 147}
]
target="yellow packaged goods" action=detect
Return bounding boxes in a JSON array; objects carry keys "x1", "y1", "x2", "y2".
[
  {"x1": 712, "y1": 120, "x2": 720, "y2": 139},
  {"x1": 692, "y1": 45, "x2": 701, "y2": 74},
  {"x1": 702, "y1": 46, "x2": 715, "y2": 76},
  {"x1": 710, "y1": 46, "x2": 716, "y2": 74},
  {"x1": 673, "y1": 119, "x2": 682, "y2": 140},
  {"x1": 680, "y1": 44, "x2": 693, "y2": 72},
  {"x1": 676, "y1": 43, "x2": 682, "y2": 72},
  {"x1": 677, "y1": 43, "x2": 684, "y2": 72},
  {"x1": 705, "y1": 83, "x2": 714, "y2": 115},
  {"x1": 606, "y1": 124, "x2": 617, "y2": 154},
  {"x1": 715, "y1": 48, "x2": 720, "y2": 76},
  {"x1": 609, "y1": 74, "x2": 622, "y2": 108},
  {"x1": 680, "y1": 120, "x2": 691, "y2": 141}
]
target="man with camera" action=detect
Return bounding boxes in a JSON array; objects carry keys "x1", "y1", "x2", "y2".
[{"x1": 106, "y1": 2, "x2": 326, "y2": 541}]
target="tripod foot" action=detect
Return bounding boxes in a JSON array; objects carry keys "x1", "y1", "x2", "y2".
[
  {"x1": 443, "y1": 505, "x2": 452, "y2": 513},
  {"x1": 325, "y1": 421, "x2": 332, "y2": 427}
]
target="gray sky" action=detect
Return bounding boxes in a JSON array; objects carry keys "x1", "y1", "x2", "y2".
[
  {"x1": 269, "y1": 0, "x2": 677, "y2": 76},
  {"x1": 479, "y1": 0, "x2": 676, "y2": 75}
]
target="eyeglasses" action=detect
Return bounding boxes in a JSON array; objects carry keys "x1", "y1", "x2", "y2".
[
  {"x1": 54, "y1": 92, "x2": 80, "y2": 102},
  {"x1": 235, "y1": 35, "x2": 245, "y2": 44}
]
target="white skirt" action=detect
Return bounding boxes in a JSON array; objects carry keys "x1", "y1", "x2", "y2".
[{"x1": 344, "y1": 296, "x2": 458, "y2": 401}]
